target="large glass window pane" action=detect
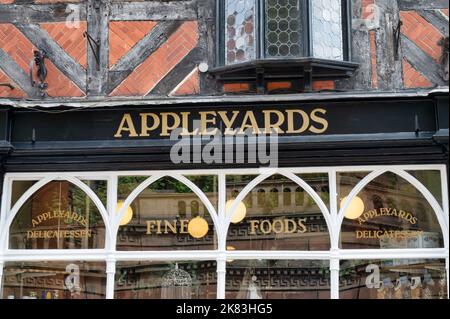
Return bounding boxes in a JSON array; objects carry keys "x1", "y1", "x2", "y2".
[
  {"x1": 406, "y1": 170, "x2": 443, "y2": 207},
  {"x1": 115, "y1": 261, "x2": 217, "y2": 299},
  {"x1": 9, "y1": 181, "x2": 106, "y2": 250},
  {"x1": 2, "y1": 261, "x2": 106, "y2": 299},
  {"x1": 225, "y1": 0, "x2": 256, "y2": 64},
  {"x1": 116, "y1": 177, "x2": 217, "y2": 251},
  {"x1": 338, "y1": 171, "x2": 444, "y2": 249},
  {"x1": 226, "y1": 175, "x2": 330, "y2": 251},
  {"x1": 312, "y1": 0, "x2": 344, "y2": 60},
  {"x1": 11, "y1": 181, "x2": 37, "y2": 208},
  {"x1": 226, "y1": 260, "x2": 330, "y2": 299},
  {"x1": 340, "y1": 259, "x2": 447, "y2": 299},
  {"x1": 265, "y1": 0, "x2": 303, "y2": 57}
]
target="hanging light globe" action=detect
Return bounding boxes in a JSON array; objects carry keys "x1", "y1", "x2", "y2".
[
  {"x1": 188, "y1": 216, "x2": 209, "y2": 239},
  {"x1": 225, "y1": 199, "x2": 247, "y2": 224},
  {"x1": 341, "y1": 196, "x2": 365, "y2": 220},
  {"x1": 117, "y1": 200, "x2": 133, "y2": 226}
]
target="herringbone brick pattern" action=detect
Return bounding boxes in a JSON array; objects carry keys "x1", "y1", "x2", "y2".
[
  {"x1": 111, "y1": 21, "x2": 198, "y2": 96},
  {"x1": 0, "y1": 69, "x2": 25, "y2": 98},
  {"x1": 0, "y1": 23, "x2": 84, "y2": 97},
  {"x1": 171, "y1": 68, "x2": 199, "y2": 96},
  {"x1": 0, "y1": 23, "x2": 34, "y2": 73},
  {"x1": 41, "y1": 22, "x2": 87, "y2": 69},
  {"x1": 0, "y1": 0, "x2": 14, "y2": 4},
  {"x1": 109, "y1": 21, "x2": 157, "y2": 67},
  {"x1": 403, "y1": 59, "x2": 433, "y2": 88},
  {"x1": 400, "y1": 11, "x2": 444, "y2": 62}
]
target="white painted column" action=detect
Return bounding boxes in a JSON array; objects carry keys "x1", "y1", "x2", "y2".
[
  {"x1": 446, "y1": 256, "x2": 449, "y2": 299},
  {"x1": 106, "y1": 258, "x2": 116, "y2": 299},
  {"x1": 330, "y1": 255, "x2": 340, "y2": 299},
  {"x1": 0, "y1": 260, "x2": 4, "y2": 298},
  {"x1": 216, "y1": 256, "x2": 226, "y2": 299}
]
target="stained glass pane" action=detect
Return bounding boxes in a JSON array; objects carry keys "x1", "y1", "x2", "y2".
[
  {"x1": 312, "y1": 0, "x2": 344, "y2": 60},
  {"x1": 225, "y1": 0, "x2": 256, "y2": 64},
  {"x1": 265, "y1": 0, "x2": 302, "y2": 57}
]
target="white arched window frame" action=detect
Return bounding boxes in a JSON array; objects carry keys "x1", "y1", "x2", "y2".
[{"x1": 0, "y1": 165, "x2": 447, "y2": 300}]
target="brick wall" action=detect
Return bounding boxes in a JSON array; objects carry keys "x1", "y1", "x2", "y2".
[{"x1": 0, "y1": 1, "x2": 448, "y2": 100}]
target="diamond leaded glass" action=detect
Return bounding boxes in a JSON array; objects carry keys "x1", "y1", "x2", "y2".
[
  {"x1": 265, "y1": 0, "x2": 302, "y2": 58},
  {"x1": 225, "y1": 0, "x2": 256, "y2": 65},
  {"x1": 311, "y1": 0, "x2": 344, "y2": 60}
]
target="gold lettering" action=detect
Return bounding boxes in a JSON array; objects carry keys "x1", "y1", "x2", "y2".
[
  {"x1": 114, "y1": 114, "x2": 139, "y2": 138},
  {"x1": 161, "y1": 112, "x2": 181, "y2": 137},
  {"x1": 199, "y1": 111, "x2": 218, "y2": 135},
  {"x1": 218, "y1": 111, "x2": 239, "y2": 135},
  {"x1": 260, "y1": 220, "x2": 272, "y2": 234},
  {"x1": 309, "y1": 108, "x2": 328, "y2": 134},
  {"x1": 249, "y1": 220, "x2": 260, "y2": 235},
  {"x1": 263, "y1": 110, "x2": 285, "y2": 134},
  {"x1": 286, "y1": 110, "x2": 309, "y2": 134},
  {"x1": 164, "y1": 220, "x2": 178, "y2": 234},
  {"x1": 140, "y1": 113, "x2": 160, "y2": 137},
  {"x1": 239, "y1": 111, "x2": 261, "y2": 135},
  {"x1": 272, "y1": 219, "x2": 284, "y2": 234},
  {"x1": 298, "y1": 218, "x2": 307, "y2": 234},
  {"x1": 146, "y1": 221, "x2": 157, "y2": 235},
  {"x1": 284, "y1": 219, "x2": 297, "y2": 234}
]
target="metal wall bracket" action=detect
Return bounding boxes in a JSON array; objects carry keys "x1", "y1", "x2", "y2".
[
  {"x1": 84, "y1": 31, "x2": 100, "y2": 71},
  {"x1": 30, "y1": 50, "x2": 48, "y2": 98}
]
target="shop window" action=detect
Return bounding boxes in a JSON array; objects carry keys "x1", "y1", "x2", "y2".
[
  {"x1": 298, "y1": 173, "x2": 330, "y2": 210},
  {"x1": 226, "y1": 174, "x2": 330, "y2": 251},
  {"x1": 340, "y1": 259, "x2": 447, "y2": 299},
  {"x1": 226, "y1": 260, "x2": 330, "y2": 299},
  {"x1": 338, "y1": 171, "x2": 444, "y2": 250},
  {"x1": 257, "y1": 189, "x2": 266, "y2": 207},
  {"x1": 2, "y1": 261, "x2": 106, "y2": 299},
  {"x1": 191, "y1": 200, "x2": 200, "y2": 217},
  {"x1": 372, "y1": 195, "x2": 384, "y2": 210},
  {"x1": 184, "y1": 175, "x2": 219, "y2": 210},
  {"x1": 11, "y1": 181, "x2": 37, "y2": 208},
  {"x1": 212, "y1": 0, "x2": 358, "y2": 92},
  {"x1": 283, "y1": 188, "x2": 292, "y2": 206},
  {"x1": 9, "y1": 181, "x2": 106, "y2": 250},
  {"x1": 115, "y1": 261, "x2": 217, "y2": 299},
  {"x1": 269, "y1": 188, "x2": 279, "y2": 207},
  {"x1": 406, "y1": 170, "x2": 443, "y2": 207},
  {"x1": 116, "y1": 176, "x2": 217, "y2": 251},
  {"x1": 178, "y1": 201, "x2": 187, "y2": 218},
  {"x1": 295, "y1": 187, "x2": 304, "y2": 206}
]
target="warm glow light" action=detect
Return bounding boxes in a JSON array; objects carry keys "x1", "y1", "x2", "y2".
[
  {"x1": 226, "y1": 246, "x2": 236, "y2": 263},
  {"x1": 117, "y1": 201, "x2": 133, "y2": 226},
  {"x1": 225, "y1": 199, "x2": 247, "y2": 224},
  {"x1": 341, "y1": 196, "x2": 365, "y2": 220},
  {"x1": 188, "y1": 217, "x2": 209, "y2": 239}
]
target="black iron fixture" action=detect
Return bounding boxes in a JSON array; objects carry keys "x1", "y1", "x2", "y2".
[
  {"x1": 84, "y1": 31, "x2": 100, "y2": 71},
  {"x1": 30, "y1": 50, "x2": 48, "y2": 97},
  {"x1": 393, "y1": 20, "x2": 403, "y2": 61},
  {"x1": 211, "y1": 0, "x2": 358, "y2": 92},
  {"x1": 0, "y1": 83, "x2": 14, "y2": 90}
]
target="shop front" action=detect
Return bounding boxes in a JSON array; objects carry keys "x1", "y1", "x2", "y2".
[{"x1": 0, "y1": 91, "x2": 448, "y2": 299}]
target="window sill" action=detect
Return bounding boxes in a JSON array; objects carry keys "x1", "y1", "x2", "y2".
[{"x1": 209, "y1": 58, "x2": 359, "y2": 92}]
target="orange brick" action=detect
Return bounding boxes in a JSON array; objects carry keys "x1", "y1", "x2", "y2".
[
  {"x1": 400, "y1": 11, "x2": 444, "y2": 62},
  {"x1": 0, "y1": 0, "x2": 14, "y2": 4},
  {"x1": 313, "y1": 81, "x2": 335, "y2": 91},
  {"x1": 362, "y1": 0, "x2": 375, "y2": 20},
  {"x1": 267, "y1": 82, "x2": 291, "y2": 92},
  {"x1": 111, "y1": 21, "x2": 199, "y2": 96},
  {"x1": 223, "y1": 83, "x2": 250, "y2": 93},
  {"x1": 369, "y1": 30, "x2": 378, "y2": 89},
  {"x1": 0, "y1": 69, "x2": 25, "y2": 98},
  {"x1": 171, "y1": 68, "x2": 200, "y2": 96},
  {"x1": 109, "y1": 21, "x2": 157, "y2": 67},
  {"x1": 40, "y1": 22, "x2": 87, "y2": 69},
  {"x1": 403, "y1": 59, "x2": 433, "y2": 88}
]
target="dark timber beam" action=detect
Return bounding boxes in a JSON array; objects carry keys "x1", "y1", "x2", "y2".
[
  {"x1": 417, "y1": 9, "x2": 449, "y2": 36},
  {"x1": 375, "y1": 1, "x2": 404, "y2": 90},
  {"x1": 399, "y1": 0, "x2": 449, "y2": 10},
  {"x1": 0, "y1": 4, "x2": 86, "y2": 23},
  {"x1": 86, "y1": 0, "x2": 110, "y2": 96},
  {"x1": 14, "y1": 23, "x2": 87, "y2": 92},
  {"x1": 402, "y1": 35, "x2": 446, "y2": 85},
  {"x1": 150, "y1": 47, "x2": 203, "y2": 95},
  {"x1": 108, "y1": 21, "x2": 183, "y2": 94},
  {"x1": 0, "y1": 48, "x2": 38, "y2": 97},
  {"x1": 109, "y1": 1, "x2": 197, "y2": 21}
]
